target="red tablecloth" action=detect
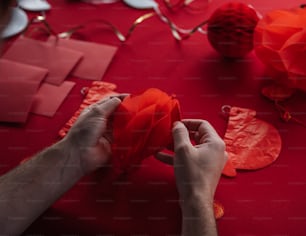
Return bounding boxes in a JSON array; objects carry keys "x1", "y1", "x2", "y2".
[{"x1": 1, "y1": 0, "x2": 306, "y2": 235}]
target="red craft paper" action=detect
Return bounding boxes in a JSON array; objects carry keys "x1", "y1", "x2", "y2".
[
  {"x1": 223, "y1": 106, "x2": 281, "y2": 174},
  {"x1": 47, "y1": 36, "x2": 118, "y2": 81},
  {"x1": 31, "y1": 81, "x2": 76, "y2": 117},
  {"x1": 254, "y1": 7, "x2": 306, "y2": 91},
  {"x1": 58, "y1": 81, "x2": 118, "y2": 137},
  {"x1": 0, "y1": 80, "x2": 39, "y2": 123},
  {"x1": 0, "y1": 59, "x2": 48, "y2": 123},
  {"x1": 2, "y1": 36, "x2": 83, "y2": 85},
  {"x1": 112, "y1": 88, "x2": 181, "y2": 174},
  {"x1": 0, "y1": 59, "x2": 48, "y2": 83}
]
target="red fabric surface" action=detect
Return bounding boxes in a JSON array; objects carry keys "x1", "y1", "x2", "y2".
[{"x1": 1, "y1": 0, "x2": 306, "y2": 235}]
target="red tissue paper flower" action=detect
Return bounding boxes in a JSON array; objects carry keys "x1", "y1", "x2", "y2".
[
  {"x1": 254, "y1": 7, "x2": 306, "y2": 91},
  {"x1": 207, "y1": 2, "x2": 260, "y2": 58},
  {"x1": 222, "y1": 106, "x2": 282, "y2": 177},
  {"x1": 112, "y1": 88, "x2": 181, "y2": 174}
]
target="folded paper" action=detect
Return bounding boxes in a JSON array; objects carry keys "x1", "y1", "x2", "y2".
[
  {"x1": 0, "y1": 58, "x2": 48, "y2": 83},
  {"x1": 2, "y1": 36, "x2": 83, "y2": 85},
  {"x1": 222, "y1": 106, "x2": 282, "y2": 177},
  {"x1": 48, "y1": 36, "x2": 118, "y2": 81},
  {"x1": 31, "y1": 81, "x2": 76, "y2": 117},
  {"x1": 0, "y1": 80, "x2": 39, "y2": 123},
  {"x1": 0, "y1": 59, "x2": 48, "y2": 123}
]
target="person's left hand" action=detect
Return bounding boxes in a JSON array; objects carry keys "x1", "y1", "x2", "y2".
[{"x1": 63, "y1": 95, "x2": 124, "y2": 174}]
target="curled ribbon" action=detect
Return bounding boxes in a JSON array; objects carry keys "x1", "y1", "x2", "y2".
[{"x1": 24, "y1": 0, "x2": 210, "y2": 42}]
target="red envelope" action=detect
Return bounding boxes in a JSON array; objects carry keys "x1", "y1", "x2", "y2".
[
  {"x1": 48, "y1": 36, "x2": 118, "y2": 81},
  {"x1": 2, "y1": 36, "x2": 83, "y2": 85},
  {"x1": 0, "y1": 59, "x2": 48, "y2": 83},
  {"x1": 0, "y1": 59, "x2": 48, "y2": 123},
  {"x1": 0, "y1": 80, "x2": 39, "y2": 123},
  {"x1": 31, "y1": 81, "x2": 76, "y2": 117}
]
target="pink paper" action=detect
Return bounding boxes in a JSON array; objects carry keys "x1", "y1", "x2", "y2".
[
  {"x1": 0, "y1": 59, "x2": 48, "y2": 123},
  {"x1": 0, "y1": 80, "x2": 39, "y2": 123},
  {"x1": 48, "y1": 36, "x2": 118, "y2": 81},
  {"x1": 0, "y1": 58, "x2": 48, "y2": 83},
  {"x1": 2, "y1": 36, "x2": 83, "y2": 85},
  {"x1": 31, "y1": 81, "x2": 75, "y2": 117}
]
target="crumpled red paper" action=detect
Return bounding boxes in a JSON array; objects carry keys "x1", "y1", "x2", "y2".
[
  {"x1": 112, "y1": 88, "x2": 181, "y2": 174},
  {"x1": 254, "y1": 7, "x2": 306, "y2": 90},
  {"x1": 222, "y1": 106, "x2": 282, "y2": 177}
]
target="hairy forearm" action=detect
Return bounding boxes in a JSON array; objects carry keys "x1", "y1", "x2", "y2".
[
  {"x1": 0, "y1": 140, "x2": 83, "y2": 235},
  {"x1": 181, "y1": 194, "x2": 218, "y2": 236}
]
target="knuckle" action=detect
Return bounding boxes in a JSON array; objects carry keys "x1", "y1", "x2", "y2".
[
  {"x1": 210, "y1": 138, "x2": 226, "y2": 152},
  {"x1": 175, "y1": 143, "x2": 191, "y2": 155}
]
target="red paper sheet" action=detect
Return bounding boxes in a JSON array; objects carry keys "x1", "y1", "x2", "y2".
[
  {"x1": 0, "y1": 59, "x2": 48, "y2": 123},
  {"x1": 2, "y1": 36, "x2": 83, "y2": 85},
  {"x1": 0, "y1": 58, "x2": 48, "y2": 83},
  {"x1": 0, "y1": 80, "x2": 39, "y2": 123},
  {"x1": 47, "y1": 36, "x2": 118, "y2": 81},
  {"x1": 31, "y1": 81, "x2": 76, "y2": 117}
]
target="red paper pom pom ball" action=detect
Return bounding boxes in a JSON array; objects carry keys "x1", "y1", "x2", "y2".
[{"x1": 207, "y1": 2, "x2": 260, "y2": 58}]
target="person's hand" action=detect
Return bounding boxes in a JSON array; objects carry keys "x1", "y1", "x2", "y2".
[
  {"x1": 63, "y1": 96, "x2": 124, "y2": 174},
  {"x1": 156, "y1": 119, "x2": 227, "y2": 203}
]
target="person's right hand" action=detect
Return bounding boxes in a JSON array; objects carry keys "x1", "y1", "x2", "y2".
[{"x1": 156, "y1": 119, "x2": 227, "y2": 203}]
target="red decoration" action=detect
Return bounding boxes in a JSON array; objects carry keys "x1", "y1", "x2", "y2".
[
  {"x1": 254, "y1": 7, "x2": 306, "y2": 90},
  {"x1": 207, "y1": 2, "x2": 260, "y2": 58},
  {"x1": 222, "y1": 106, "x2": 282, "y2": 177},
  {"x1": 112, "y1": 88, "x2": 181, "y2": 174}
]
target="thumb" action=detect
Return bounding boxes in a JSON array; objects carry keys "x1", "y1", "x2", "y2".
[{"x1": 172, "y1": 121, "x2": 192, "y2": 151}]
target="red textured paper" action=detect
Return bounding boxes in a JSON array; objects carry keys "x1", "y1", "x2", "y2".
[
  {"x1": 223, "y1": 106, "x2": 282, "y2": 171},
  {"x1": 2, "y1": 36, "x2": 83, "y2": 85}
]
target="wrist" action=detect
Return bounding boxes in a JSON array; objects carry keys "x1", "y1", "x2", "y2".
[
  {"x1": 56, "y1": 139, "x2": 85, "y2": 178},
  {"x1": 180, "y1": 191, "x2": 214, "y2": 213}
]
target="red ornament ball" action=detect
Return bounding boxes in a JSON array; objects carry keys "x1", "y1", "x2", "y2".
[{"x1": 207, "y1": 2, "x2": 260, "y2": 58}]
